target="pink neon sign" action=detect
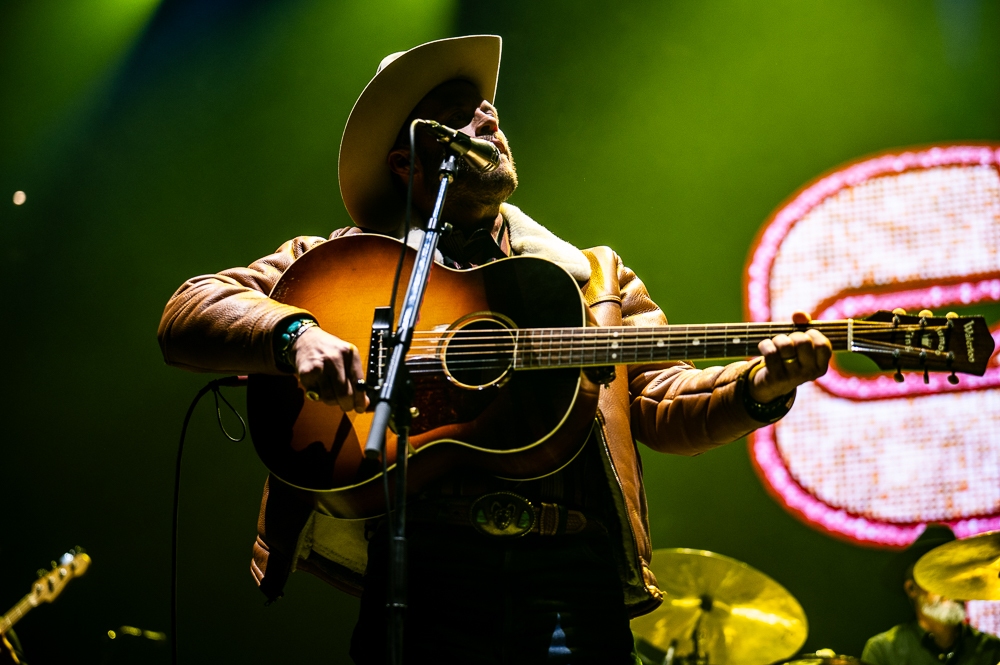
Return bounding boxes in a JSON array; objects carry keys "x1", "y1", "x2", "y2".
[{"x1": 744, "y1": 144, "x2": 1000, "y2": 549}]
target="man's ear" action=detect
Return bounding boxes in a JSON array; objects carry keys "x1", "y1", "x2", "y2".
[
  {"x1": 904, "y1": 579, "x2": 919, "y2": 600},
  {"x1": 387, "y1": 148, "x2": 419, "y2": 183}
]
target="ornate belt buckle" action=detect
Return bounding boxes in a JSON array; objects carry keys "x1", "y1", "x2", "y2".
[{"x1": 470, "y1": 492, "x2": 535, "y2": 537}]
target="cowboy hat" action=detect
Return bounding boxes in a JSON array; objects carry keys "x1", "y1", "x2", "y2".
[{"x1": 338, "y1": 35, "x2": 502, "y2": 232}]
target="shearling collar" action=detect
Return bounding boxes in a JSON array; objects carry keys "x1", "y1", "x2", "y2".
[
  {"x1": 403, "y1": 203, "x2": 592, "y2": 282},
  {"x1": 501, "y1": 203, "x2": 592, "y2": 281}
]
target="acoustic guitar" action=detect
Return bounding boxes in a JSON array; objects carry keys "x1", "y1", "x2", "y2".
[
  {"x1": 1, "y1": 548, "x2": 91, "y2": 662},
  {"x1": 246, "y1": 234, "x2": 995, "y2": 518}
]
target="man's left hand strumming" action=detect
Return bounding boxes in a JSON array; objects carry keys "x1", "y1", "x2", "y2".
[{"x1": 751, "y1": 310, "x2": 833, "y2": 404}]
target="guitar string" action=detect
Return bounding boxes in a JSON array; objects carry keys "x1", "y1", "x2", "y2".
[
  {"x1": 402, "y1": 327, "x2": 944, "y2": 352},
  {"x1": 400, "y1": 328, "x2": 953, "y2": 356},
  {"x1": 407, "y1": 339, "x2": 942, "y2": 364},
  {"x1": 394, "y1": 336, "x2": 957, "y2": 374},
  {"x1": 402, "y1": 322, "x2": 944, "y2": 347},
  {"x1": 406, "y1": 320, "x2": 894, "y2": 340}
]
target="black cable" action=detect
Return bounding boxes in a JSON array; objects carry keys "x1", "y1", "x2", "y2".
[
  {"x1": 384, "y1": 119, "x2": 421, "y2": 535},
  {"x1": 387, "y1": 119, "x2": 421, "y2": 326},
  {"x1": 171, "y1": 376, "x2": 247, "y2": 665}
]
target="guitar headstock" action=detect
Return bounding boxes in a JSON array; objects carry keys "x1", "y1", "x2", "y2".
[
  {"x1": 856, "y1": 310, "x2": 995, "y2": 380},
  {"x1": 28, "y1": 547, "x2": 91, "y2": 607}
]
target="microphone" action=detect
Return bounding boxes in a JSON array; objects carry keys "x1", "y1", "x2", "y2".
[{"x1": 418, "y1": 120, "x2": 501, "y2": 172}]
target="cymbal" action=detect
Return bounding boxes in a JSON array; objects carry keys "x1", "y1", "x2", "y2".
[
  {"x1": 914, "y1": 530, "x2": 1000, "y2": 601},
  {"x1": 631, "y1": 548, "x2": 808, "y2": 665}
]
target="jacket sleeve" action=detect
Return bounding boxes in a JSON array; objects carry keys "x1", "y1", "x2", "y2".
[
  {"x1": 157, "y1": 231, "x2": 353, "y2": 374},
  {"x1": 617, "y1": 256, "x2": 770, "y2": 456}
]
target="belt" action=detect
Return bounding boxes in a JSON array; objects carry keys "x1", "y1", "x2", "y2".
[{"x1": 406, "y1": 492, "x2": 600, "y2": 538}]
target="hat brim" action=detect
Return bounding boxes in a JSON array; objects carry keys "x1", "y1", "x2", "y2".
[{"x1": 338, "y1": 35, "x2": 502, "y2": 231}]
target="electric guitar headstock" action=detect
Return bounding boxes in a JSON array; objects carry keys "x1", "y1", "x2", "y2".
[
  {"x1": 24, "y1": 548, "x2": 91, "y2": 609},
  {"x1": 853, "y1": 309, "x2": 995, "y2": 382}
]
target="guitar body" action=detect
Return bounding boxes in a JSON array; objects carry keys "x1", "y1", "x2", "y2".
[{"x1": 247, "y1": 234, "x2": 599, "y2": 518}]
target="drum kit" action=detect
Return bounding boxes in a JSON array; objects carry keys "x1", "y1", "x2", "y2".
[{"x1": 633, "y1": 531, "x2": 1000, "y2": 665}]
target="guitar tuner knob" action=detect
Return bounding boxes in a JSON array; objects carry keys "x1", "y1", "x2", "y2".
[
  {"x1": 923, "y1": 368, "x2": 930, "y2": 385},
  {"x1": 894, "y1": 371, "x2": 905, "y2": 383},
  {"x1": 948, "y1": 372, "x2": 960, "y2": 385}
]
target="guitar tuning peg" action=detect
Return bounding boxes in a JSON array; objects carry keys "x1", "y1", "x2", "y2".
[
  {"x1": 945, "y1": 312, "x2": 958, "y2": 319},
  {"x1": 948, "y1": 371, "x2": 959, "y2": 385},
  {"x1": 36, "y1": 569, "x2": 47, "y2": 578},
  {"x1": 923, "y1": 367, "x2": 930, "y2": 384},
  {"x1": 894, "y1": 370, "x2": 905, "y2": 383},
  {"x1": 918, "y1": 309, "x2": 933, "y2": 318},
  {"x1": 892, "y1": 308, "x2": 907, "y2": 315}
]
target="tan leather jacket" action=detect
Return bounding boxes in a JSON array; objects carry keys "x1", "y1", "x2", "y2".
[{"x1": 158, "y1": 223, "x2": 779, "y2": 617}]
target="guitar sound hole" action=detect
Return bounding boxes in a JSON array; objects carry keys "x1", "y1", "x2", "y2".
[{"x1": 443, "y1": 316, "x2": 515, "y2": 389}]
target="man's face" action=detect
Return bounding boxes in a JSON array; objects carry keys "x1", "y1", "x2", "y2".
[
  {"x1": 394, "y1": 79, "x2": 518, "y2": 212},
  {"x1": 905, "y1": 579, "x2": 966, "y2": 626}
]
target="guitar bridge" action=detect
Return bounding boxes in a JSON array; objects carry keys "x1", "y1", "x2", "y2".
[{"x1": 366, "y1": 306, "x2": 394, "y2": 399}]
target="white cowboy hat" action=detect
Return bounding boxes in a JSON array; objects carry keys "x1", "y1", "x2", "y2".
[{"x1": 338, "y1": 35, "x2": 502, "y2": 232}]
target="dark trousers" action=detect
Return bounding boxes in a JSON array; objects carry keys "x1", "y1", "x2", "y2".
[{"x1": 350, "y1": 522, "x2": 637, "y2": 664}]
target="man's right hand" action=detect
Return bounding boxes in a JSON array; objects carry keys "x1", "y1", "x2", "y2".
[{"x1": 290, "y1": 327, "x2": 369, "y2": 413}]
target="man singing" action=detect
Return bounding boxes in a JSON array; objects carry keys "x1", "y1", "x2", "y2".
[{"x1": 158, "y1": 35, "x2": 832, "y2": 664}]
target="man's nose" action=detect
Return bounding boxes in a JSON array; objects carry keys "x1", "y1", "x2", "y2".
[{"x1": 473, "y1": 108, "x2": 498, "y2": 136}]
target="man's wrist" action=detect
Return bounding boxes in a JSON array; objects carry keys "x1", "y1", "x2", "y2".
[
  {"x1": 275, "y1": 316, "x2": 318, "y2": 372},
  {"x1": 741, "y1": 362, "x2": 796, "y2": 424}
]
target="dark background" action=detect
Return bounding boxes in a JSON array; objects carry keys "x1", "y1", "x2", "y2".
[{"x1": 1, "y1": 0, "x2": 997, "y2": 662}]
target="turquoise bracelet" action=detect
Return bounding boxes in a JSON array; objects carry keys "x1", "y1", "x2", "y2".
[{"x1": 277, "y1": 317, "x2": 318, "y2": 369}]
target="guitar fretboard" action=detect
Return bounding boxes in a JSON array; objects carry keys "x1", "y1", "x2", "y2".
[
  {"x1": 0, "y1": 596, "x2": 33, "y2": 633},
  {"x1": 510, "y1": 321, "x2": 857, "y2": 369}
]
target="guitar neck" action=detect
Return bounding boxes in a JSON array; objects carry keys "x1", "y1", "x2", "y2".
[
  {"x1": 512, "y1": 321, "x2": 858, "y2": 369},
  {"x1": 0, "y1": 596, "x2": 33, "y2": 634}
]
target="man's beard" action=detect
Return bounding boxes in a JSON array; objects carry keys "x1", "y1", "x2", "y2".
[
  {"x1": 422, "y1": 144, "x2": 518, "y2": 212},
  {"x1": 921, "y1": 597, "x2": 967, "y2": 625}
]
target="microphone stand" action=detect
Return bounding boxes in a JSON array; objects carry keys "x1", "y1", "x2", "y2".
[{"x1": 363, "y1": 152, "x2": 458, "y2": 665}]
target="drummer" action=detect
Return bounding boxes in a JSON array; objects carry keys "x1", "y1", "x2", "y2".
[{"x1": 862, "y1": 525, "x2": 1000, "y2": 665}]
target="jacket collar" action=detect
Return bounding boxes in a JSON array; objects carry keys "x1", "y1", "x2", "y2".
[
  {"x1": 403, "y1": 203, "x2": 592, "y2": 282},
  {"x1": 501, "y1": 203, "x2": 591, "y2": 282}
]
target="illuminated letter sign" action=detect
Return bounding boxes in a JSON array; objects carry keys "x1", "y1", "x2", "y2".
[{"x1": 745, "y1": 144, "x2": 1000, "y2": 547}]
